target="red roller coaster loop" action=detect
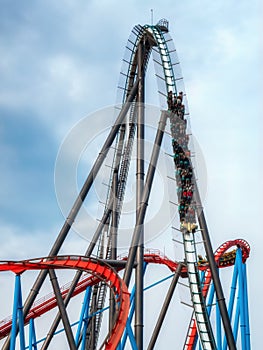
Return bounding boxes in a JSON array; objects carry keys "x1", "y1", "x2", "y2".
[
  {"x1": 0, "y1": 239, "x2": 249, "y2": 348},
  {"x1": 0, "y1": 256, "x2": 130, "y2": 350}
]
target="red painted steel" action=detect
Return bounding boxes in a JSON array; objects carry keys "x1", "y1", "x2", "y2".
[
  {"x1": 0, "y1": 239, "x2": 250, "y2": 347},
  {"x1": 0, "y1": 256, "x2": 130, "y2": 350}
]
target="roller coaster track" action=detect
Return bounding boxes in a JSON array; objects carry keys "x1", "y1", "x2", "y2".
[
  {"x1": 0, "y1": 257, "x2": 130, "y2": 350},
  {"x1": 0, "y1": 19, "x2": 250, "y2": 349},
  {"x1": 0, "y1": 240, "x2": 249, "y2": 345},
  {"x1": 142, "y1": 22, "x2": 215, "y2": 349},
  {"x1": 184, "y1": 239, "x2": 250, "y2": 349}
]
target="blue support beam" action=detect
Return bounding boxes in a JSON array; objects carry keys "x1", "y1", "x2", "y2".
[
  {"x1": 216, "y1": 301, "x2": 222, "y2": 350},
  {"x1": 120, "y1": 264, "x2": 148, "y2": 350},
  {"x1": 223, "y1": 252, "x2": 239, "y2": 350},
  {"x1": 75, "y1": 286, "x2": 92, "y2": 348},
  {"x1": 10, "y1": 274, "x2": 25, "y2": 350},
  {"x1": 242, "y1": 263, "x2": 250, "y2": 350},
  {"x1": 236, "y1": 248, "x2": 247, "y2": 350},
  {"x1": 29, "y1": 318, "x2": 37, "y2": 350},
  {"x1": 207, "y1": 282, "x2": 215, "y2": 317},
  {"x1": 233, "y1": 299, "x2": 240, "y2": 342}
]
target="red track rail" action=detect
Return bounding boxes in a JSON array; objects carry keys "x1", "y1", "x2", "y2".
[
  {"x1": 0, "y1": 239, "x2": 250, "y2": 348},
  {"x1": 0, "y1": 252, "x2": 188, "y2": 340},
  {"x1": 0, "y1": 256, "x2": 130, "y2": 350}
]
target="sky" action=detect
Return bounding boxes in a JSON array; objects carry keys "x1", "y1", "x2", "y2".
[{"x1": 0, "y1": 0, "x2": 262, "y2": 348}]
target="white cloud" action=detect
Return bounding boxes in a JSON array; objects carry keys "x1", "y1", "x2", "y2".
[{"x1": 0, "y1": 0, "x2": 261, "y2": 347}]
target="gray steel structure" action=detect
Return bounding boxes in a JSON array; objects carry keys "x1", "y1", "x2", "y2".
[{"x1": 2, "y1": 19, "x2": 238, "y2": 350}]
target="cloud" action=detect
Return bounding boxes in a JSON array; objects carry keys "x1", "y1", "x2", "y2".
[{"x1": 0, "y1": 1, "x2": 261, "y2": 347}]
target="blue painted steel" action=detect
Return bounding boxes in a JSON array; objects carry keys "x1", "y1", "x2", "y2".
[
  {"x1": 119, "y1": 280, "x2": 136, "y2": 349},
  {"x1": 144, "y1": 273, "x2": 174, "y2": 292},
  {"x1": 120, "y1": 282, "x2": 136, "y2": 349},
  {"x1": 207, "y1": 283, "x2": 215, "y2": 316},
  {"x1": 29, "y1": 318, "x2": 37, "y2": 350},
  {"x1": 242, "y1": 263, "x2": 250, "y2": 350},
  {"x1": 216, "y1": 300, "x2": 222, "y2": 350},
  {"x1": 10, "y1": 274, "x2": 25, "y2": 350},
  {"x1": 19, "y1": 252, "x2": 250, "y2": 349},
  {"x1": 75, "y1": 286, "x2": 92, "y2": 347},
  {"x1": 233, "y1": 299, "x2": 240, "y2": 342},
  {"x1": 125, "y1": 320, "x2": 138, "y2": 349},
  {"x1": 237, "y1": 248, "x2": 246, "y2": 349},
  {"x1": 223, "y1": 252, "x2": 239, "y2": 350},
  {"x1": 201, "y1": 270, "x2": 206, "y2": 286},
  {"x1": 227, "y1": 255, "x2": 239, "y2": 319},
  {"x1": 120, "y1": 263, "x2": 148, "y2": 350}
]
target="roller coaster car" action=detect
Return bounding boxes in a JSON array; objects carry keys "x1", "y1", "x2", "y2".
[
  {"x1": 180, "y1": 222, "x2": 198, "y2": 233},
  {"x1": 156, "y1": 19, "x2": 169, "y2": 32},
  {"x1": 219, "y1": 249, "x2": 237, "y2": 266},
  {"x1": 197, "y1": 255, "x2": 208, "y2": 266}
]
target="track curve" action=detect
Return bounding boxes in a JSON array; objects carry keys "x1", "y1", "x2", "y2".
[
  {"x1": 0, "y1": 20, "x2": 250, "y2": 350},
  {"x1": 185, "y1": 239, "x2": 250, "y2": 349},
  {"x1": 0, "y1": 240, "x2": 249, "y2": 347},
  {"x1": 0, "y1": 256, "x2": 130, "y2": 350}
]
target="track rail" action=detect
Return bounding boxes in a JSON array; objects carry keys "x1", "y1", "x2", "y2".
[
  {"x1": 142, "y1": 22, "x2": 216, "y2": 348},
  {"x1": 0, "y1": 257, "x2": 130, "y2": 350},
  {"x1": 0, "y1": 241, "x2": 249, "y2": 344},
  {"x1": 0, "y1": 20, "x2": 250, "y2": 349},
  {"x1": 185, "y1": 239, "x2": 250, "y2": 349}
]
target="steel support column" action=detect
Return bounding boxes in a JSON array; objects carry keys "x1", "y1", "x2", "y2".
[
  {"x1": 242, "y1": 263, "x2": 251, "y2": 350},
  {"x1": 237, "y1": 248, "x2": 246, "y2": 350},
  {"x1": 109, "y1": 170, "x2": 118, "y2": 331},
  {"x1": 223, "y1": 254, "x2": 239, "y2": 350},
  {"x1": 75, "y1": 286, "x2": 92, "y2": 348},
  {"x1": 135, "y1": 39, "x2": 145, "y2": 350},
  {"x1": 29, "y1": 318, "x2": 37, "y2": 350},
  {"x1": 48, "y1": 269, "x2": 77, "y2": 350},
  {"x1": 10, "y1": 274, "x2": 25, "y2": 350},
  {"x1": 123, "y1": 111, "x2": 167, "y2": 287}
]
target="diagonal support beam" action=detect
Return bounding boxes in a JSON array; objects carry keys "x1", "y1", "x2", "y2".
[
  {"x1": 48, "y1": 269, "x2": 77, "y2": 350},
  {"x1": 194, "y1": 185, "x2": 237, "y2": 350}
]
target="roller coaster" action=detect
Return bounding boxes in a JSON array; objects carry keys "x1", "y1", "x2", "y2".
[{"x1": 0, "y1": 19, "x2": 251, "y2": 349}]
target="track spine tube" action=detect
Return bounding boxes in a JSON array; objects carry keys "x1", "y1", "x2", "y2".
[{"x1": 135, "y1": 38, "x2": 145, "y2": 350}]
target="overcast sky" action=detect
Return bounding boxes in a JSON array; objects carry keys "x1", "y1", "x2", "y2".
[{"x1": 0, "y1": 0, "x2": 261, "y2": 348}]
